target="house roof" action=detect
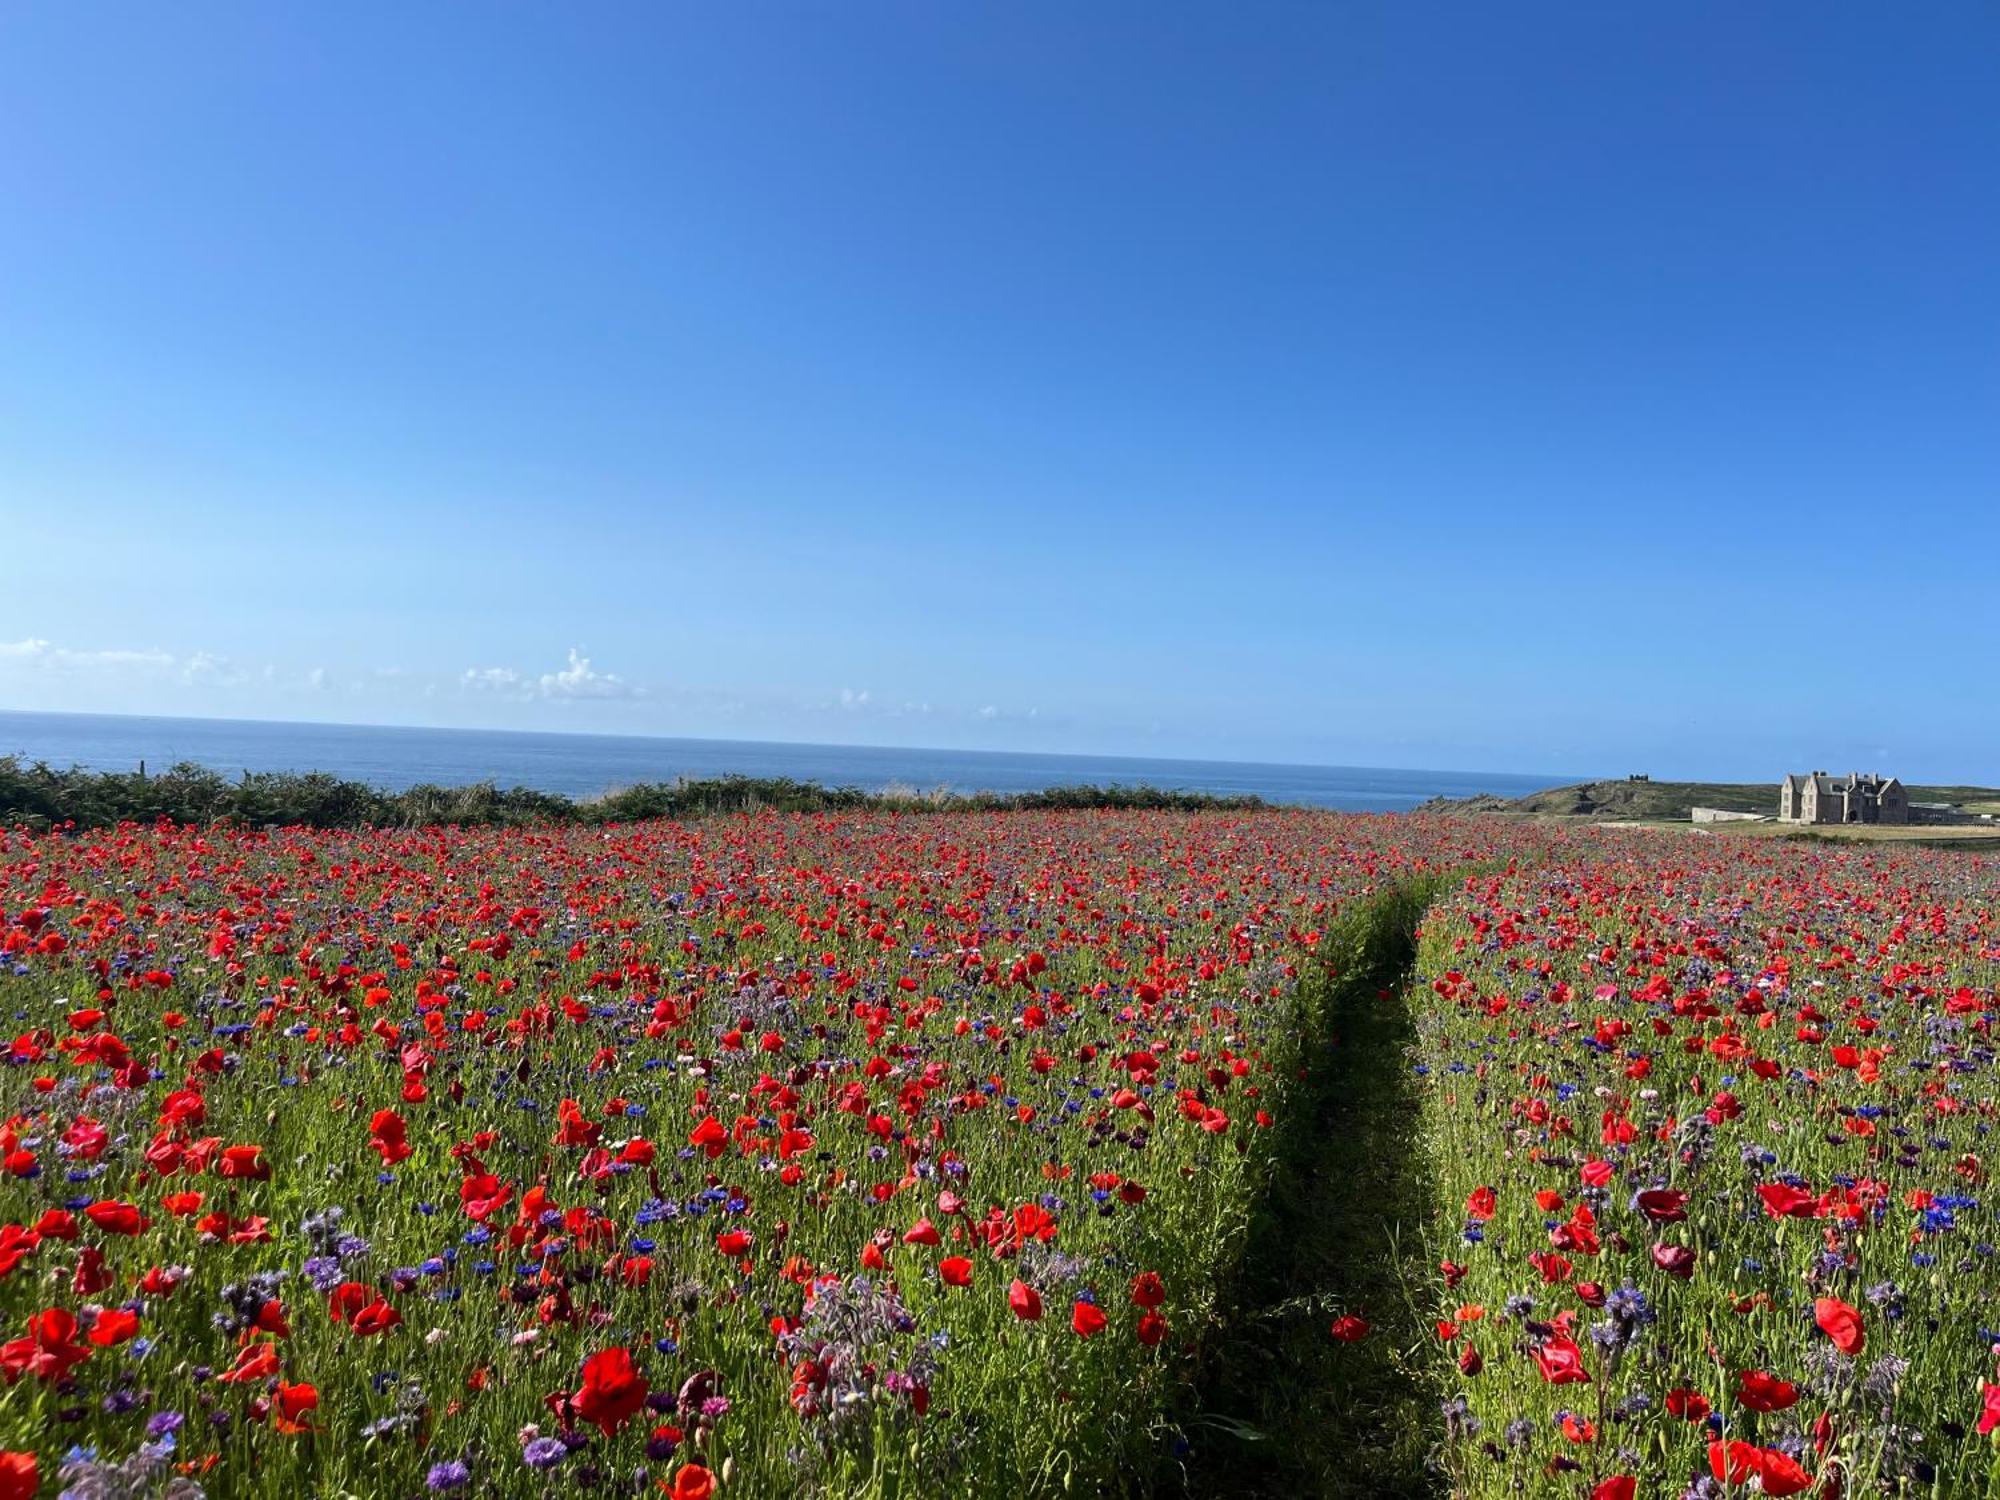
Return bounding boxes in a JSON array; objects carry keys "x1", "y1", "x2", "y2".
[{"x1": 1787, "y1": 771, "x2": 1899, "y2": 795}]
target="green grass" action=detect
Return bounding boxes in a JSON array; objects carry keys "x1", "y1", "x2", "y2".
[
  {"x1": 1176, "y1": 879, "x2": 1449, "y2": 1498},
  {"x1": 1448, "y1": 777, "x2": 2000, "y2": 823}
]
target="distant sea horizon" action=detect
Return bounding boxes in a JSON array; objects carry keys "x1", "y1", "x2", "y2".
[{"x1": 0, "y1": 709, "x2": 1582, "y2": 812}]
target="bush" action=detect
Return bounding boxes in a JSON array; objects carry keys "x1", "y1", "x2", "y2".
[{"x1": 0, "y1": 755, "x2": 1267, "y2": 830}]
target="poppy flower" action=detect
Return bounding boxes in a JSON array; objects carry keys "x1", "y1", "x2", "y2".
[
  {"x1": 1465, "y1": 1186, "x2": 1497, "y2": 1220},
  {"x1": 0, "y1": 1307, "x2": 91, "y2": 1382},
  {"x1": 1665, "y1": 1388, "x2": 1710, "y2": 1422},
  {"x1": 70, "y1": 1246, "x2": 110, "y2": 1296},
  {"x1": 1814, "y1": 1296, "x2": 1865, "y2": 1355},
  {"x1": 1590, "y1": 1479, "x2": 1635, "y2": 1500},
  {"x1": 1329, "y1": 1315, "x2": 1370, "y2": 1343},
  {"x1": 0, "y1": 1451, "x2": 36, "y2": 1500},
  {"x1": 1634, "y1": 1188, "x2": 1687, "y2": 1223},
  {"x1": 1755, "y1": 1447, "x2": 1814, "y2": 1497},
  {"x1": 669, "y1": 1464, "x2": 715, "y2": 1500},
  {"x1": 1531, "y1": 1334, "x2": 1590, "y2": 1385},
  {"x1": 1757, "y1": 1182, "x2": 1819, "y2": 1219},
  {"x1": 217, "y1": 1144, "x2": 270, "y2": 1181},
  {"x1": 217, "y1": 1342, "x2": 282, "y2": 1384},
  {"x1": 1650, "y1": 1243, "x2": 1695, "y2": 1279},
  {"x1": 1735, "y1": 1369, "x2": 1800, "y2": 1412},
  {"x1": 1129, "y1": 1270, "x2": 1165, "y2": 1309},
  {"x1": 275, "y1": 1380, "x2": 318, "y2": 1433},
  {"x1": 351, "y1": 1299, "x2": 402, "y2": 1337},
  {"x1": 1978, "y1": 1383, "x2": 2000, "y2": 1437},
  {"x1": 939, "y1": 1256, "x2": 973, "y2": 1288},
  {"x1": 83, "y1": 1200, "x2": 147, "y2": 1235},
  {"x1": 1008, "y1": 1280, "x2": 1043, "y2": 1321},
  {"x1": 369, "y1": 1110, "x2": 413, "y2": 1164},
  {"x1": 1071, "y1": 1300, "x2": 1108, "y2": 1338},
  {"x1": 574, "y1": 1346, "x2": 649, "y2": 1436},
  {"x1": 86, "y1": 1307, "x2": 140, "y2": 1346},
  {"x1": 1136, "y1": 1310, "x2": 1167, "y2": 1347},
  {"x1": 1709, "y1": 1440, "x2": 1760, "y2": 1485}
]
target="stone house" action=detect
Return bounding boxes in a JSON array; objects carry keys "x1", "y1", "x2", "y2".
[{"x1": 1777, "y1": 771, "x2": 1909, "y2": 825}]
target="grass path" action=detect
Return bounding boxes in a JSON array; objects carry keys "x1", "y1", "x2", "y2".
[{"x1": 1175, "y1": 881, "x2": 1449, "y2": 1498}]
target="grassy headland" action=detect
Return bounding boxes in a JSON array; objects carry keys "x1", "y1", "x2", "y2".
[
  {"x1": 0, "y1": 754, "x2": 1269, "y2": 831},
  {"x1": 1425, "y1": 775, "x2": 2000, "y2": 843}
]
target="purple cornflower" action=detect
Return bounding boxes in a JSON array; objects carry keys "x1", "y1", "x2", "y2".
[{"x1": 522, "y1": 1437, "x2": 568, "y2": 1471}]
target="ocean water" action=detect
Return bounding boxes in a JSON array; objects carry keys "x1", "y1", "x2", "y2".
[{"x1": 0, "y1": 710, "x2": 1571, "y2": 812}]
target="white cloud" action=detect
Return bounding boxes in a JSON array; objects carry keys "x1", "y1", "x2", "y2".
[
  {"x1": 0, "y1": 637, "x2": 177, "y2": 672},
  {"x1": 461, "y1": 649, "x2": 645, "y2": 703},
  {"x1": 977, "y1": 704, "x2": 999, "y2": 719},
  {"x1": 839, "y1": 687, "x2": 872, "y2": 710},
  {"x1": 306, "y1": 667, "x2": 329, "y2": 690},
  {"x1": 538, "y1": 649, "x2": 642, "y2": 701},
  {"x1": 181, "y1": 650, "x2": 243, "y2": 686}
]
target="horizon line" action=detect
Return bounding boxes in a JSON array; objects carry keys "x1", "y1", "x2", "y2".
[{"x1": 0, "y1": 705, "x2": 1601, "y2": 785}]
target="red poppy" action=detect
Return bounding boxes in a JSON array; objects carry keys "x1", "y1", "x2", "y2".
[
  {"x1": 573, "y1": 1346, "x2": 649, "y2": 1436},
  {"x1": 83, "y1": 1200, "x2": 148, "y2": 1235},
  {"x1": 1130, "y1": 1271, "x2": 1165, "y2": 1309},
  {"x1": 217, "y1": 1144, "x2": 270, "y2": 1181},
  {"x1": 1136, "y1": 1310, "x2": 1167, "y2": 1347},
  {"x1": 275, "y1": 1380, "x2": 318, "y2": 1434},
  {"x1": 1755, "y1": 1446, "x2": 1814, "y2": 1497},
  {"x1": 1735, "y1": 1369, "x2": 1800, "y2": 1412},
  {"x1": 1008, "y1": 1280, "x2": 1043, "y2": 1321},
  {"x1": 1650, "y1": 1243, "x2": 1695, "y2": 1279},
  {"x1": 1589, "y1": 1477, "x2": 1634, "y2": 1500},
  {"x1": 670, "y1": 1464, "x2": 715, "y2": 1500},
  {"x1": 1757, "y1": 1182, "x2": 1819, "y2": 1219},
  {"x1": 217, "y1": 1341, "x2": 281, "y2": 1384},
  {"x1": 1531, "y1": 1334, "x2": 1590, "y2": 1385},
  {"x1": 70, "y1": 1246, "x2": 110, "y2": 1296},
  {"x1": 1979, "y1": 1383, "x2": 2000, "y2": 1437},
  {"x1": 1709, "y1": 1440, "x2": 1760, "y2": 1485},
  {"x1": 1329, "y1": 1315, "x2": 1370, "y2": 1343},
  {"x1": 351, "y1": 1299, "x2": 402, "y2": 1337},
  {"x1": 1071, "y1": 1300, "x2": 1107, "y2": 1338},
  {"x1": 901, "y1": 1218, "x2": 942, "y2": 1247},
  {"x1": 1665, "y1": 1388, "x2": 1711, "y2": 1422},
  {"x1": 369, "y1": 1110, "x2": 413, "y2": 1165},
  {"x1": 0, "y1": 1451, "x2": 36, "y2": 1500},
  {"x1": 939, "y1": 1256, "x2": 973, "y2": 1288},
  {"x1": 1813, "y1": 1296, "x2": 1865, "y2": 1355},
  {"x1": 0, "y1": 1307, "x2": 91, "y2": 1383},
  {"x1": 1634, "y1": 1188, "x2": 1687, "y2": 1223},
  {"x1": 86, "y1": 1308, "x2": 140, "y2": 1347},
  {"x1": 1465, "y1": 1186, "x2": 1497, "y2": 1220}
]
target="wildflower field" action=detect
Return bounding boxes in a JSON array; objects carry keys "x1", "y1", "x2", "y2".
[{"x1": 2, "y1": 809, "x2": 1998, "y2": 1497}]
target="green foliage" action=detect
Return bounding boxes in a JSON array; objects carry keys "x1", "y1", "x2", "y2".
[
  {"x1": 1176, "y1": 877, "x2": 1452, "y2": 1497},
  {"x1": 1443, "y1": 777, "x2": 2000, "y2": 823},
  {"x1": 0, "y1": 755, "x2": 1269, "y2": 830}
]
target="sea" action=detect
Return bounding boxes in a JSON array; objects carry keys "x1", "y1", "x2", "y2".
[{"x1": 0, "y1": 709, "x2": 1572, "y2": 812}]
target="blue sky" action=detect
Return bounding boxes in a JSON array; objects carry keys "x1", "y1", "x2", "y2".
[{"x1": 2, "y1": 5, "x2": 1995, "y2": 780}]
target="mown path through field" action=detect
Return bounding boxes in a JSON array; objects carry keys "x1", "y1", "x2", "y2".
[{"x1": 1174, "y1": 880, "x2": 1449, "y2": 1498}]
